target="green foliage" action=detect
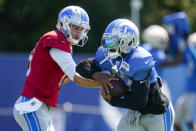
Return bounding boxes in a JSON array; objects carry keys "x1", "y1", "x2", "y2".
[{"x1": 0, "y1": 0, "x2": 196, "y2": 53}]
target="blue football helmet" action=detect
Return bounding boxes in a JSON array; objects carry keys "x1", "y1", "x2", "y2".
[
  {"x1": 101, "y1": 19, "x2": 139, "y2": 59},
  {"x1": 56, "y1": 6, "x2": 90, "y2": 46}
]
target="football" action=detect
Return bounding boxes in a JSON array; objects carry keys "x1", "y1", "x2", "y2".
[{"x1": 108, "y1": 79, "x2": 128, "y2": 98}]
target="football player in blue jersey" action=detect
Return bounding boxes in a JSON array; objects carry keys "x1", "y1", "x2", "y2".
[
  {"x1": 141, "y1": 25, "x2": 172, "y2": 101},
  {"x1": 162, "y1": 11, "x2": 195, "y2": 131},
  {"x1": 76, "y1": 19, "x2": 175, "y2": 131},
  {"x1": 174, "y1": 33, "x2": 196, "y2": 131}
]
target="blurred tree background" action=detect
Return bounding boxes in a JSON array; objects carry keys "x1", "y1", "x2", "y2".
[{"x1": 0, "y1": 0, "x2": 196, "y2": 53}]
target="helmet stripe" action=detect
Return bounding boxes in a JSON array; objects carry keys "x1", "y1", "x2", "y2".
[
  {"x1": 79, "y1": 7, "x2": 86, "y2": 22},
  {"x1": 105, "y1": 19, "x2": 121, "y2": 33},
  {"x1": 79, "y1": 7, "x2": 89, "y2": 27},
  {"x1": 60, "y1": 8, "x2": 73, "y2": 19},
  {"x1": 80, "y1": 8, "x2": 84, "y2": 22}
]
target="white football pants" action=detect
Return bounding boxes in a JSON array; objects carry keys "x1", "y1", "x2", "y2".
[
  {"x1": 13, "y1": 96, "x2": 55, "y2": 131},
  {"x1": 117, "y1": 103, "x2": 175, "y2": 131},
  {"x1": 175, "y1": 93, "x2": 196, "y2": 124}
]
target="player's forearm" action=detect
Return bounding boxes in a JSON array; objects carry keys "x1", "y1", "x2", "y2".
[
  {"x1": 111, "y1": 79, "x2": 150, "y2": 110},
  {"x1": 73, "y1": 73, "x2": 101, "y2": 88},
  {"x1": 111, "y1": 91, "x2": 148, "y2": 110}
]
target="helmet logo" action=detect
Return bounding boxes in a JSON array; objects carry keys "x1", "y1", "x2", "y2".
[
  {"x1": 121, "y1": 25, "x2": 136, "y2": 36},
  {"x1": 60, "y1": 9, "x2": 73, "y2": 19}
]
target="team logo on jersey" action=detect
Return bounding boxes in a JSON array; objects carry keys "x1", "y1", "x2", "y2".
[
  {"x1": 121, "y1": 61, "x2": 130, "y2": 71},
  {"x1": 31, "y1": 101, "x2": 36, "y2": 106},
  {"x1": 145, "y1": 58, "x2": 150, "y2": 64},
  {"x1": 116, "y1": 61, "x2": 120, "y2": 66}
]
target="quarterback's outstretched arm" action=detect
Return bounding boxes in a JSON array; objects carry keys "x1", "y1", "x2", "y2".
[
  {"x1": 76, "y1": 57, "x2": 118, "y2": 91},
  {"x1": 49, "y1": 48, "x2": 101, "y2": 88}
]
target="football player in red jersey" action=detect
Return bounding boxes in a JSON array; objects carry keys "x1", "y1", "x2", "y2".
[{"x1": 13, "y1": 5, "x2": 115, "y2": 131}]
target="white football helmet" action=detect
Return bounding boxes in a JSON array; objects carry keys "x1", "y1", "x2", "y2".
[
  {"x1": 142, "y1": 25, "x2": 169, "y2": 50},
  {"x1": 56, "y1": 6, "x2": 90, "y2": 46},
  {"x1": 187, "y1": 32, "x2": 196, "y2": 46},
  {"x1": 101, "y1": 19, "x2": 139, "y2": 59}
]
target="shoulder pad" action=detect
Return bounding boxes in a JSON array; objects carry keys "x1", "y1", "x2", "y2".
[
  {"x1": 95, "y1": 46, "x2": 108, "y2": 65},
  {"x1": 128, "y1": 47, "x2": 155, "y2": 73},
  {"x1": 41, "y1": 30, "x2": 72, "y2": 53}
]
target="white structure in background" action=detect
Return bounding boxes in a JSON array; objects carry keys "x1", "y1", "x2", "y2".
[
  {"x1": 130, "y1": 0, "x2": 143, "y2": 31},
  {"x1": 50, "y1": 108, "x2": 66, "y2": 131},
  {"x1": 99, "y1": 96, "x2": 124, "y2": 131}
]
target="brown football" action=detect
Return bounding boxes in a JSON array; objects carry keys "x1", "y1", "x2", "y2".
[{"x1": 108, "y1": 79, "x2": 128, "y2": 98}]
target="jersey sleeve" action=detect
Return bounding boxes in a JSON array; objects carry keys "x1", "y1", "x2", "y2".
[
  {"x1": 128, "y1": 47, "x2": 157, "y2": 83},
  {"x1": 131, "y1": 56, "x2": 155, "y2": 73},
  {"x1": 42, "y1": 36, "x2": 72, "y2": 54},
  {"x1": 152, "y1": 50, "x2": 167, "y2": 65}
]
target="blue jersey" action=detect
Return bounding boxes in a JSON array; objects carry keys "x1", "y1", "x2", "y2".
[
  {"x1": 184, "y1": 45, "x2": 196, "y2": 92},
  {"x1": 94, "y1": 46, "x2": 158, "y2": 86},
  {"x1": 142, "y1": 43, "x2": 167, "y2": 78}
]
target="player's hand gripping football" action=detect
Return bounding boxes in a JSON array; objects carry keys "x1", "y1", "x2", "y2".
[
  {"x1": 92, "y1": 72, "x2": 118, "y2": 94},
  {"x1": 100, "y1": 87, "x2": 111, "y2": 103}
]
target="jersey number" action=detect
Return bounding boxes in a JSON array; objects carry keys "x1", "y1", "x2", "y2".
[{"x1": 26, "y1": 54, "x2": 33, "y2": 77}]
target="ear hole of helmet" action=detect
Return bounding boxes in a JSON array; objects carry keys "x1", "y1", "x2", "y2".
[
  {"x1": 128, "y1": 42, "x2": 131, "y2": 46},
  {"x1": 128, "y1": 38, "x2": 135, "y2": 46},
  {"x1": 60, "y1": 22, "x2": 63, "y2": 27}
]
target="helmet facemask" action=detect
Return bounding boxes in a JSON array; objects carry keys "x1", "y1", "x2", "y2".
[
  {"x1": 119, "y1": 34, "x2": 137, "y2": 54},
  {"x1": 57, "y1": 19, "x2": 89, "y2": 46},
  {"x1": 102, "y1": 34, "x2": 122, "y2": 59},
  {"x1": 102, "y1": 26, "x2": 138, "y2": 59},
  {"x1": 69, "y1": 24, "x2": 89, "y2": 47}
]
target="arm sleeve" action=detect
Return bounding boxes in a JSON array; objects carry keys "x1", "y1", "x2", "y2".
[
  {"x1": 111, "y1": 72, "x2": 151, "y2": 110},
  {"x1": 49, "y1": 48, "x2": 76, "y2": 81}
]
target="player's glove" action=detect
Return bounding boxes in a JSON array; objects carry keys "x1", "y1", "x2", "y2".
[{"x1": 76, "y1": 58, "x2": 100, "y2": 79}]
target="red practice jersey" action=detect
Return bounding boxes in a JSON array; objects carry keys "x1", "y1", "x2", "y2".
[{"x1": 21, "y1": 30, "x2": 72, "y2": 107}]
